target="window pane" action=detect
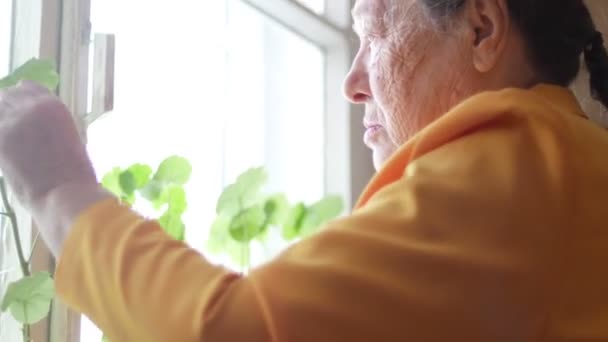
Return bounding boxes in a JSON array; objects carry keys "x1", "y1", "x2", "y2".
[
  {"x1": 82, "y1": 0, "x2": 325, "y2": 339},
  {"x1": 83, "y1": 1, "x2": 228, "y2": 340},
  {"x1": 225, "y1": 0, "x2": 325, "y2": 204},
  {"x1": 294, "y1": 0, "x2": 325, "y2": 14},
  {"x1": 225, "y1": 0, "x2": 325, "y2": 264}
]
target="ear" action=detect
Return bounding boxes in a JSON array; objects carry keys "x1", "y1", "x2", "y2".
[{"x1": 463, "y1": 0, "x2": 510, "y2": 73}]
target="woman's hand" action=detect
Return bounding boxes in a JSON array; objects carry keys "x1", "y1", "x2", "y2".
[{"x1": 0, "y1": 81, "x2": 111, "y2": 256}]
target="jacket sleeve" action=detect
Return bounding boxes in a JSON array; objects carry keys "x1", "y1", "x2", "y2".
[{"x1": 55, "y1": 112, "x2": 570, "y2": 341}]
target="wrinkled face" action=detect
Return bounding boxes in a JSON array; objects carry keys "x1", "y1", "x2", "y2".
[{"x1": 344, "y1": 0, "x2": 473, "y2": 169}]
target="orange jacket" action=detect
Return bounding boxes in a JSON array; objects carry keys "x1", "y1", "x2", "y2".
[{"x1": 56, "y1": 84, "x2": 608, "y2": 341}]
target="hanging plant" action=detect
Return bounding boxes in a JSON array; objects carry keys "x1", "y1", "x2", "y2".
[{"x1": 0, "y1": 58, "x2": 59, "y2": 342}]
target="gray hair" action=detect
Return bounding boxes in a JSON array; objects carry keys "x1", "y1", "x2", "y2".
[{"x1": 418, "y1": 0, "x2": 608, "y2": 109}]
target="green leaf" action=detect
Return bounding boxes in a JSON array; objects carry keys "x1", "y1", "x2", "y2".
[
  {"x1": 235, "y1": 167, "x2": 267, "y2": 202},
  {"x1": 118, "y1": 170, "x2": 136, "y2": 196},
  {"x1": 101, "y1": 167, "x2": 123, "y2": 197},
  {"x1": 140, "y1": 179, "x2": 162, "y2": 201},
  {"x1": 100, "y1": 167, "x2": 134, "y2": 204},
  {"x1": 216, "y1": 167, "x2": 268, "y2": 216},
  {"x1": 0, "y1": 272, "x2": 55, "y2": 324},
  {"x1": 206, "y1": 214, "x2": 232, "y2": 254},
  {"x1": 101, "y1": 335, "x2": 110, "y2": 342},
  {"x1": 153, "y1": 156, "x2": 192, "y2": 185},
  {"x1": 254, "y1": 222, "x2": 272, "y2": 243},
  {"x1": 300, "y1": 195, "x2": 343, "y2": 237},
  {"x1": 140, "y1": 180, "x2": 166, "y2": 209},
  {"x1": 229, "y1": 206, "x2": 266, "y2": 242},
  {"x1": 207, "y1": 214, "x2": 251, "y2": 268},
  {"x1": 158, "y1": 211, "x2": 185, "y2": 241},
  {"x1": 216, "y1": 183, "x2": 242, "y2": 216},
  {"x1": 263, "y1": 193, "x2": 289, "y2": 225},
  {"x1": 127, "y1": 164, "x2": 153, "y2": 189},
  {"x1": 0, "y1": 58, "x2": 59, "y2": 91},
  {"x1": 282, "y1": 203, "x2": 307, "y2": 240},
  {"x1": 312, "y1": 195, "x2": 344, "y2": 219},
  {"x1": 166, "y1": 186, "x2": 187, "y2": 215}
]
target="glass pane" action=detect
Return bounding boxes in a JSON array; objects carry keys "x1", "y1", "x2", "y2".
[
  {"x1": 225, "y1": 0, "x2": 325, "y2": 263},
  {"x1": 82, "y1": 1, "x2": 228, "y2": 340},
  {"x1": 86, "y1": 0, "x2": 228, "y2": 244},
  {"x1": 82, "y1": 0, "x2": 325, "y2": 339},
  {"x1": 294, "y1": 0, "x2": 325, "y2": 14}
]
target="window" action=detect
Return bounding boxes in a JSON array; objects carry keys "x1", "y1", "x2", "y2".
[
  {"x1": 1, "y1": 1, "x2": 62, "y2": 340},
  {"x1": 2, "y1": 0, "x2": 368, "y2": 339},
  {"x1": 80, "y1": 0, "x2": 354, "y2": 340}
]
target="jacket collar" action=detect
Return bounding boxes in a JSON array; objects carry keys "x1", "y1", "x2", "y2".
[{"x1": 355, "y1": 84, "x2": 584, "y2": 209}]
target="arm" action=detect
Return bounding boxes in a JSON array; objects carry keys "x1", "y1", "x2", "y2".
[{"x1": 54, "y1": 114, "x2": 570, "y2": 341}]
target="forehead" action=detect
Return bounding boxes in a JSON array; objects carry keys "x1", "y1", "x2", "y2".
[
  {"x1": 351, "y1": 0, "x2": 420, "y2": 28},
  {"x1": 351, "y1": 0, "x2": 388, "y2": 20}
]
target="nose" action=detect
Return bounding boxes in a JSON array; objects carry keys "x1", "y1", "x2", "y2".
[{"x1": 343, "y1": 49, "x2": 372, "y2": 104}]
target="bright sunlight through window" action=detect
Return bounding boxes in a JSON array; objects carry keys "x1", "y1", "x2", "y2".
[{"x1": 83, "y1": 1, "x2": 325, "y2": 340}]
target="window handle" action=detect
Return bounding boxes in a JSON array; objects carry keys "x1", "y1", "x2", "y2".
[{"x1": 84, "y1": 33, "x2": 115, "y2": 125}]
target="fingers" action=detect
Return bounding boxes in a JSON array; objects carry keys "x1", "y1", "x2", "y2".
[
  {"x1": 18, "y1": 80, "x2": 51, "y2": 95},
  {"x1": 0, "y1": 89, "x2": 17, "y2": 119},
  {"x1": 0, "y1": 81, "x2": 53, "y2": 118},
  {"x1": 1, "y1": 80, "x2": 51, "y2": 101}
]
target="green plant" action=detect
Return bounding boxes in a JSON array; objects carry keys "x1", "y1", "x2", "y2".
[
  {"x1": 208, "y1": 167, "x2": 344, "y2": 272},
  {"x1": 0, "y1": 58, "x2": 60, "y2": 342},
  {"x1": 100, "y1": 156, "x2": 192, "y2": 241},
  {"x1": 0, "y1": 58, "x2": 345, "y2": 342},
  {"x1": 97, "y1": 166, "x2": 342, "y2": 342},
  {"x1": 101, "y1": 163, "x2": 345, "y2": 273}
]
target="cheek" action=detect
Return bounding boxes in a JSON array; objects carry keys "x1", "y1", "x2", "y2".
[{"x1": 370, "y1": 40, "x2": 428, "y2": 145}]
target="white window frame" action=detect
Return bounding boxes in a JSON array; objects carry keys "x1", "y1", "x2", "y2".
[{"x1": 3, "y1": 0, "x2": 64, "y2": 341}]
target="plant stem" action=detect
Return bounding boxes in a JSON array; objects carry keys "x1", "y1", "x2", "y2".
[
  {"x1": 0, "y1": 179, "x2": 30, "y2": 277},
  {"x1": 0, "y1": 179, "x2": 32, "y2": 342},
  {"x1": 22, "y1": 324, "x2": 30, "y2": 341}
]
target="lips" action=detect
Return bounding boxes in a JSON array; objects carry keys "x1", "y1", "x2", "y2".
[
  {"x1": 363, "y1": 123, "x2": 383, "y2": 146},
  {"x1": 363, "y1": 110, "x2": 383, "y2": 145}
]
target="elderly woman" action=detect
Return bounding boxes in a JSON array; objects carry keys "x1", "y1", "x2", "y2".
[{"x1": 1, "y1": 0, "x2": 608, "y2": 340}]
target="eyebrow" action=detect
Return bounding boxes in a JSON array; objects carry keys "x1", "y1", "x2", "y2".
[{"x1": 351, "y1": 13, "x2": 381, "y2": 36}]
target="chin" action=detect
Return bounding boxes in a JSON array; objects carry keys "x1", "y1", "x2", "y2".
[
  {"x1": 373, "y1": 159, "x2": 382, "y2": 171},
  {"x1": 372, "y1": 148, "x2": 394, "y2": 171}
]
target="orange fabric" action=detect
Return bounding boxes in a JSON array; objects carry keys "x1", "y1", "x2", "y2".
[{"x1": 56, "y1": 84, "x2": 608, "y2": 341}]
